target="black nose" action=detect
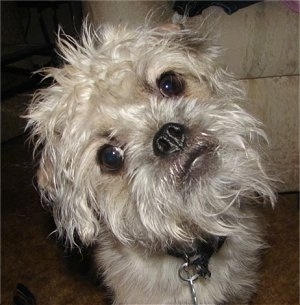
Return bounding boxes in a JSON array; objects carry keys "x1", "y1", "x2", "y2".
[{"x1": 153, "y1": 123, "x2": 186, "y2": 156}]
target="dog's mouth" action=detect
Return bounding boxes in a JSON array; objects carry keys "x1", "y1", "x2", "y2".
[
  {"x1": 177, "y1": 138, "x2": 219, "y2": 182},
  {"x1": 183, "y1": 144, "x2": 215, "y2": 173},
  {"x1": 151, "y1": 123, "x2": 219, "y2": 183}
]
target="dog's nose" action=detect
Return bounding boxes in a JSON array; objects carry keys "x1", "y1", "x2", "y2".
[{"x1": 153, "y1": 122, "x2": 186, "y2": 156}]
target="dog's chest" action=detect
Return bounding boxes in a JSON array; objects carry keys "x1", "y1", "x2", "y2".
[{"x1": 95, "y1": 238, "x2": 238, "y2": 304}]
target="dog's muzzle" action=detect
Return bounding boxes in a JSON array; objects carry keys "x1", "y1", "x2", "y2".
[{"x1": 152, "y1": 122, "x2": 219, "y2": 180}]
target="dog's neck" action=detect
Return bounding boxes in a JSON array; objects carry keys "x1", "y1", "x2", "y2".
[{"x1": 167, "y1": 235, "x2": 226, "y2": 279}]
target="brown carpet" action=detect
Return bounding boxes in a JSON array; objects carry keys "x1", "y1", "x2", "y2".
[{"x1": 2, "y1": 134, "x2": 299, "y2": 305}]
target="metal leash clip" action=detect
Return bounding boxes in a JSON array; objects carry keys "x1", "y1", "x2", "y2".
[
  {"x1": 174, "y1": 236, "x2": 226, "y2": 305},
  {"x1": 178, "y1": 256, "x2": 201, "y2": 305}
]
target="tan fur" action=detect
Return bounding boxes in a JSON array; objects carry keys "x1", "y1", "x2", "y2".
[{"x1": 26, "y1": 21, "x2": 276, "y2": 304}]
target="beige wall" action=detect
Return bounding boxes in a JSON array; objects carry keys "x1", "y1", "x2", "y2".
[
  {"x1": 84, "y1": 1, "x2": 299, "y2": 191},
  {"x1": 84, "y1": 1, "x2": 173, "y2": 27}
]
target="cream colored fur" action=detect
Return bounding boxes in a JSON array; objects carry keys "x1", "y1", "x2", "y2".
[{"x1": 26, "y1": 20, "x2": 276, "y2": 304}]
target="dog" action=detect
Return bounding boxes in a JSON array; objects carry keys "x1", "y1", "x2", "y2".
[{"x1": 27, "y1": 19, "x2": 276, "y2": 304}]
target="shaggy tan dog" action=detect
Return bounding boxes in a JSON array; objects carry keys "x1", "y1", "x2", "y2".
[{"x1": 27, "y1": 20, "x2": 276, "y2": 304}]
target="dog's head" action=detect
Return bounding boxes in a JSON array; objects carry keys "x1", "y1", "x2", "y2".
[{"x1": 27, "y1": 22, "x2": 276, "y2": 250}]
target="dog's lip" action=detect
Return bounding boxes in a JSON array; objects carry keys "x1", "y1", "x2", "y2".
[
  {"x1": 180, "y1": 140, "x2": 219, "y2": 178},
  {"x1": 183, "y1": 145, "x2": 209, "y2": 172}
]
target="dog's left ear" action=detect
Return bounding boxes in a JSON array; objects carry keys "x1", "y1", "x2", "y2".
[{"x1": 158, "y1": 19, "x2": 243, "y2": 99}]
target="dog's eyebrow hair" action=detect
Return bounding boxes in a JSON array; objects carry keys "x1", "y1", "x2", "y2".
[
  {"x1": 140, "y1": 78, "x2": 156, "y2": 95},
  {"x1": 102, "y1": 131, "x2": 112, "y2": 138},
  {"x1": 99, "y1": 133, "x2": 122, "y2": 147}
]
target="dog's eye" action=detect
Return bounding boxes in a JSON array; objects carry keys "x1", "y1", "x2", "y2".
[
  {"x1": 97, "y1": 145, "x2": 124, "y2": 172},
  {"x1": 157, "y1": 72, "x2": 185, "y2": 98}
]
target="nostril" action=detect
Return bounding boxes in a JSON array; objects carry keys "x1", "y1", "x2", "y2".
[
  {"x1": 153, "y1": 122, "x2": 186, "y2": 156},
  {"x1": 168, "y1": 125, "x2": 184, "y2": 138},
  {"x1": 157, "y1": 137, "x2": 172, "y2": 153}
]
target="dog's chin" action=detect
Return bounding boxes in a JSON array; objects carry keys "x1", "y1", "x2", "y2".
[
  {"x1": 127, "y1": 221, "x2": 207, "y2": 256},
  {"x1": 136, "y1": 237, "x2": 198, "y2": 256}
]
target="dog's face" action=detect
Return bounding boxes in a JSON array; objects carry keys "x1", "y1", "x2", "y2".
[{"x1": 27, "y1": 23, "x2": 275, "y2": 251}]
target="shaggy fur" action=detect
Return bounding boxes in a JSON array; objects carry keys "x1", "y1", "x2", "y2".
[{"x1": 27, "y1": 20, "x2": 276, "y2": 304}]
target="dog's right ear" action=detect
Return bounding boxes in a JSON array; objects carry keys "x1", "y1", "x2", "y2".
[
  {"x1": 27, "y1": 83, "x2": 102, "y2": 248},
  {"x1": 25, "y1": 25, "x2": 104, "y2": 247}
]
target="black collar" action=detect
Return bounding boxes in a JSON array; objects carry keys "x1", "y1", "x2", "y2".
[{"x1": 167, "y1": 235, "x2": 226, "y2": 279}]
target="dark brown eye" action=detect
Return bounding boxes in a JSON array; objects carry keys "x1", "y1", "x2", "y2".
[
  {"x1": 157, "y1": 72, "x2": 185, "y2": 97},
  {"x1": 97, "y1": 145, "x2": 124, "y2": 172}
]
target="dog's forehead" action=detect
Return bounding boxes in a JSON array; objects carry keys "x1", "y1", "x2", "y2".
[
  {"x1": 96, "y1": 26, "x2": 195, "y2": 82},
  {"x1": 99, "y1": 25, "x2": 174, "y2": 54},
  {"x1": 97, "y1": 26, "x2": 154, "y2": 62}
]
